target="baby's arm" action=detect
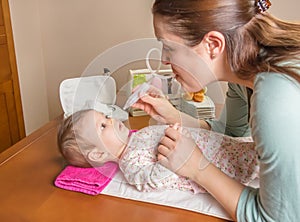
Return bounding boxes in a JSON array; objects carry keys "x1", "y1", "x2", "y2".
[
  {"x1": 119, "y1": 126, "x2": 195, "y2": 192},
  {"x1": 121, "y1": 153, "x2": 180, "y2": 192},
  {"x1": 191, "y1": 128, "x2": 259, "y2": 185}
]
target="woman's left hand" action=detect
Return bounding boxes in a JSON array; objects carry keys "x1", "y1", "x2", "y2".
[{"x1": 157, "y1": 124, "x2": 203, "y2": 180}]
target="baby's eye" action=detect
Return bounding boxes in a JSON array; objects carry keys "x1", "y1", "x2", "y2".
[
  {"x1": 105, "y1": 115, "x2": 111, "y2": 119},
  {"x1": 100, "y1": 123, "x2": 106, "y2": 130}
]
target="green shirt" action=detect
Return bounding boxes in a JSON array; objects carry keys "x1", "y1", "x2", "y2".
[
  {"x1": 207, "y1": 83, "x2": 252, "y2": 137},
  {"x1": 236, "y1": 72, "x2": 300, "y2": 221}
]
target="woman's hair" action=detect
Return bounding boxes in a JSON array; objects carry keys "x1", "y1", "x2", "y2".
[
  {"x1": 57, "y1": 109, "x2": 94, "y2": 168},
  {"x1": 153, "y1": 0, "x2": 300, "y2": 81}
]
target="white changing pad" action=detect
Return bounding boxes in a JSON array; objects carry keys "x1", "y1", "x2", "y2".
[
  {"x1": 102, "y1": 171, "x2": 259, "y2": 221},
  {"x1": 59, "y1": 75, "x2": 128, "y2": 121}
]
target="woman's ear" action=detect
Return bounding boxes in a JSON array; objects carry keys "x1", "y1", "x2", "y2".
[
  {"x1": 203, "y1": 31, "x2": 225, "y2": 59},
  {"x1": 87, "y1": 150, "x2": 108, "y2": 163}
]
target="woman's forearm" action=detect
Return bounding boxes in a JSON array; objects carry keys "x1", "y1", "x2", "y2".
[
  {"x1": 192, "y1": 163, "x2": 245, "y2": 221},
  {"x1": 175, "y1": 111, "x2": 212, "y2": 130},
  {"x1": 199, "y1": 119, "x2": 211, "y2": 130},
  {"x1": 160, "y1": 126, "x2": 244, "y2": 220}
]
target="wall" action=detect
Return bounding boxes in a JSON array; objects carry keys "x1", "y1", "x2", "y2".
[
  {"x1": 269, "y1": 0, "x2": 299, "y2": 21},
  {"x1": 8, "y1": 0, "x2": 49, "y2": 135},
  {"x1": 38, "y1": 0, "x2": 155, "y2": 121},
  {"x1": 8, "y1": 0, "x2": 300, "y2": 134},
  {"x1": 9, "y1": 0, "x2": 155, "y2": 134}
]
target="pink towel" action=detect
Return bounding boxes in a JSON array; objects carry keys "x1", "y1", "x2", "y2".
[{"x1": 54, "y1": 161, "x2": 119, "y2": 195}]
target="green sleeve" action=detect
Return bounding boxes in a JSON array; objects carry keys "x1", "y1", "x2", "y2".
[
  {"x1": 206, "y1": 83, "x2": 251, "y2": 137},
  {"x1": 237, "y1": 73, "x2": 300, "y2": 222}
]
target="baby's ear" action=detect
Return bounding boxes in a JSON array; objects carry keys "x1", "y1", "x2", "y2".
[{"x1": 87, "y1": 150, "x2": 108, "y2": 163}]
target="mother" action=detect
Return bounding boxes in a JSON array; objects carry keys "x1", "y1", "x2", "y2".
[{"x1": 134, "y1": 0, "x2": 300, "y2": 221}]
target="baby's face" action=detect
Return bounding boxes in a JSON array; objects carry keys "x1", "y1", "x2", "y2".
[{"x1": 79, "y1": 110, "x2": 130, "y2": 158}]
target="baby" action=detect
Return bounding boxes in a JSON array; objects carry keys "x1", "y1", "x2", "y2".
[{"x1": 57, "y1": 109, "x2": 259, "y2": 193}]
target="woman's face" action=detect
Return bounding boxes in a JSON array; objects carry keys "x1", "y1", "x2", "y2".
[{"x1": 153, "y1": 14, "x2": 216, "y2": 93}]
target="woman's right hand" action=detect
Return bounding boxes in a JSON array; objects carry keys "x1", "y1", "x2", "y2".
[
  {"x1": 157, "y1": 124, "x2": 205, "y2": 180},
  {"x1": 132, "y1": 85, "x2": 180, "y2": 124}
]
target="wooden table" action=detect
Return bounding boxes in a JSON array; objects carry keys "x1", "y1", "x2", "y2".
[{"x1": 0, "y1": 115, "x2": 229, "y2": 222}]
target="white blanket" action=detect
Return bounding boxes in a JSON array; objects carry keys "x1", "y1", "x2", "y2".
[{"x1": 102, "y1": 171, "x2": 259, "y2": 221}]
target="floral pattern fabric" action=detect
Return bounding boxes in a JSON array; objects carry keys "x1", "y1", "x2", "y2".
[{"x1": 119, "y1": 125, "x2": 259, "y2": 193}]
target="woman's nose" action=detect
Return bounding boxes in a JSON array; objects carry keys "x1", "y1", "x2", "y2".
[{"x1": 161, "y1": 51, "x2": 170, "y2": 65}]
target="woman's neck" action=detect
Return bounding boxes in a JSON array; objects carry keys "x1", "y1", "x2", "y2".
[{"x1": 215, "y1": 54, "x2": 255, "y2": 89}]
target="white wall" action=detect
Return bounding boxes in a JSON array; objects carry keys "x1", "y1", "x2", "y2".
[
  {"x1": 269, "y1": 0, "x2": 299, "y2": 21},
  {"x1": 38, "y1": 0, "x2": 155, "y2": 121},
  {"x1": 9, "y1": 0, "x2": 155, "y2": 134},
  {"x1": 8, "y1": 0, "x2": 300, "y2": 135},
  {"x1": 8, "y1": 0, "x2": 49, "y2": 135}
]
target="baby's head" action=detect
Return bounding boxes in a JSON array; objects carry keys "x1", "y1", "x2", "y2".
[{"x1": 57, "y1": 109, "x2": 130, "y2": 167}]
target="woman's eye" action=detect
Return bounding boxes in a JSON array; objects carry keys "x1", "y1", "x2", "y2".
[
  {"x1": 100, "y1": 123, "x2": 106, "y2": 130},
  {"x1": 162, "y1": 42, "x2": 175, "y2": 52},
  {"x1": 105, "y1": 115, "x2": 110, "y2": 119},
  {"x1": 163, "y1": 46, "x2": 172, "y2": 52}
]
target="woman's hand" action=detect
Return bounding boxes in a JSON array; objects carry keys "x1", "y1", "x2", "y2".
[
  {"x1": 158, "y1": 125, "x2": 244, "y2": 220},
  {"x1": 157, "y1": 124, "x2": 204, "y2": 180},
  {"x1": 132, "y1": 85, "x2": 180, "y2": 124}
]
